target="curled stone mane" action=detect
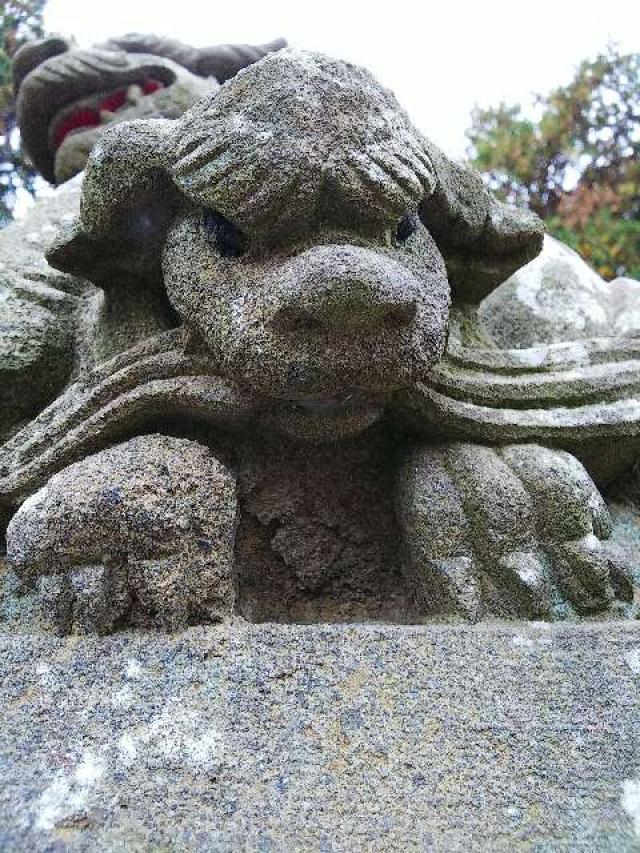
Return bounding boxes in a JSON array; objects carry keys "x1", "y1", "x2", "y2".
[
  {"x1": 47, "y1": 49, "x2": 545, "y2": 297},
  {"x1": 99, "y1": 33, "x2": 288, "y2": 83},
  {"x1": 168, "y1": 49, "x2": 437, "y2": 237}
]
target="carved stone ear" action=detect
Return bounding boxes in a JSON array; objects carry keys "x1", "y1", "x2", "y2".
[
  {"x1": 46, "y1": 119, "x2": 177, "y2": 286},
  {"x1": 419, "y1": 148, "x2": 544, "y2": 302}
]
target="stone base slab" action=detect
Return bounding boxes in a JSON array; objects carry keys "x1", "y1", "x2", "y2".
[{"x1": 2, "y1": 621, "x2": 640, "y2": 851}]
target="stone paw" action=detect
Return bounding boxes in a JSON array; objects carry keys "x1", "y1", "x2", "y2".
[
  {"x1": 6, "y1": 434, "x2": 237, "y2": 634},
  {"x1": 397, "y1": 441, "x2": 634, "y2": 619}
]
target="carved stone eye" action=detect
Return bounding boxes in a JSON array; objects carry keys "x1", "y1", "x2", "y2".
[
  {"x1": 203, "y1": 209, "x2": 247, "y2": 258},
  {"x1": 395, "y1": 213, "x2": 420, "y2": 243}
]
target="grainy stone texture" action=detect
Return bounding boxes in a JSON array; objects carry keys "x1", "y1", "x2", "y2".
[
  {"x1": 2, "y1": 621, "x2": 640, "y2": 851},
  {"x1": 233, "y1": 429, "x2": 408, "y2": 623},
  {"x1": 0, "y1": 179, "x2": 91, "y2": 442},
  {"x1": 4, "y1": 45, "x2": 640, "y2": 853},
  {"x1": 0, "y1": 178, "x2": 177, "y2": 445},
  {"x1": 396, "y1": 441, "x2": 634, "y2": 621}
]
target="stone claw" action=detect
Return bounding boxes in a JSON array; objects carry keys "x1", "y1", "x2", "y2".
[
  {"x1": 38, "y1": 573, "x2": 73, "y2": 635},
  {"x1": 550, "y1": 536, "x2": 614, "y2": 614},
  {"x1": 6, "y1": 435, "x2": 237, "y2": 635},
  {"x1": 38, "y1": 563, "x2": 130, "y2": 635},
  {"x1": 129, "y1": 557, "x2": 189, "y2": 631},
  {"x1": 602, "y1": 542, "x2": 635, "y2": 603},
  {"x1": 496, "y1": 551, "x2": 554, "y2": 619},
  {"x1": 419, "y1": 557, "x2": 482, "y2": 621},
  {"x1": 398, "y1": 442, "x2": 633, "y2": 619}
]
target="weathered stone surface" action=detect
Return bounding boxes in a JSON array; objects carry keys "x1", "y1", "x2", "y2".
[
  {"x1": 0, "y1": 275, "x2": 74, "y2": 435},
  {"x1": 609, "y1": 277, "x2": 640, "y2": 335},
  {"x1": 6, "y1": 434, "x2": 237, "y2": 632},
  {"x1": 478, "y1": 235, "x2": 640, "y2": 347},
  {"x1": 2, "y1": 621, "x2": 640, "y2": 850},
  {"x1": 0, "y1": 178, "x2": 177, "y2": 444},
  {"x1": 47, "y1": 49, "x2": 543, "y2": 297},
  {"x1": 14, "y1": 33, "x2": 286, "y2": 183},
  {"x1": 5, "y1": 37, "x2": 640, "y2": 853},
  {"x1": 234, "y1": 429, "x2": 407, "y2": 623},
  {"x1": 419, "y1": 154, "x2": 543, "y2": 299},
  {"x1": 42, "y1": 48, "x2": 542, "y2": 416}
]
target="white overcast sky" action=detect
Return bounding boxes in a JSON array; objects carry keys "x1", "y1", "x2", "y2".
[{"x1": 42, "y1": 0, "x2": 640, "y2": 157}]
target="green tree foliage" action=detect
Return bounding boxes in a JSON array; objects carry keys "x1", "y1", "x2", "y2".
[
  {"x1": 0, "y1": 1, "x2": 46, "y2": 226},
  {"x1": 467, "y1": 45, "x2": 640, "y2": 280}
]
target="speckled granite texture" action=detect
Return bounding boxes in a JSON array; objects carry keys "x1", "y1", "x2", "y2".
[{"x1": 2, "y1": 621, "x2": 640, "y2": 851}]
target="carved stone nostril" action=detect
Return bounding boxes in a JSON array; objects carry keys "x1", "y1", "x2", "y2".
[
  {"x1": 384, "y1": 301, "x2": 417, "y2": 328},
  {"x1": 272, "y1": 307, "x2": 323, "y2": 333},
  {"x1": 273, "y1": 296, "x2": 417, "y2": 334}
]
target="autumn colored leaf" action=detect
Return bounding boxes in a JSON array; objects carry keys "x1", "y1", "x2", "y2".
[{"x1": 467, "y1": 45, "x2": 640, "y2": 280}]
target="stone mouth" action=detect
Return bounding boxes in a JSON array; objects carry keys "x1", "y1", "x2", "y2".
[
  {"x1": 49, "y1": 77, "x2": 167, "y2": 152},
  {"x1": 260, "y1": 391, "x2": 387, "y2": 439}
]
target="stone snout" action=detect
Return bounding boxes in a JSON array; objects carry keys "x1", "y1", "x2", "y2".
[
  {"x1": 199, "y1": 242, "x2": 451, "y2": 403},
  {"x1": 269, "y1": 245, "x2": 419, "y2": 335}
]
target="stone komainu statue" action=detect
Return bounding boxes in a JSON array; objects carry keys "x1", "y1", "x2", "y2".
[
  {"x1": 12, "y1": 31, "x2": 287, "y2": 184},
  {"x1": 2, "y1": 49, "x2": 640, "y2": 633}
]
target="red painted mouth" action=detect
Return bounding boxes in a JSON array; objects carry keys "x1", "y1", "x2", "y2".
[{"x1": 52, "y1": 77, "x2": 164, "y2": 151}]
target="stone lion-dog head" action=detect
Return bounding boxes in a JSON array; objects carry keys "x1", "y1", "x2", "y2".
[{"x1": 47, "y1": 48, "x2": 543, "y2": 438}]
